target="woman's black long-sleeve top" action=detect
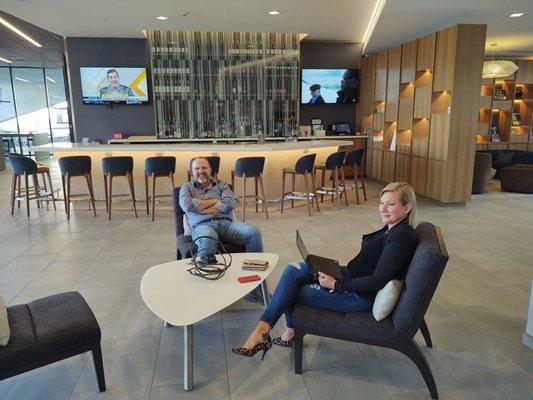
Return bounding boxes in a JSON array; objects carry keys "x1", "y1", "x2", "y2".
[{"x1": 334, "y1": 219, "x2": 418, "y2": 301}]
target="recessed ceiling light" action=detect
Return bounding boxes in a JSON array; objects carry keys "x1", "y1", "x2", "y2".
[
  {"x1": 509, "y1": 13, "x2": 524, "y2": 17},
  {"x1": 0, "y1": 16, "x2": 42, "y2": 47},
  {"x1": 179, "y1": 11, "x2": 190, "y2": 17},
  {"x1": 0, "y1": 56, "x2": 12, "y2": 63},
  {"x1": 157, "y1": 16, "x2": 168, "y2": 20},
  {"x1": 268, "y1": 10, "x2": 280, "y2": 15}
]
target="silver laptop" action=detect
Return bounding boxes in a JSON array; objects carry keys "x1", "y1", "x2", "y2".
[{"x1": 296, "y1": 230, "x2": 343, "y2": 279}]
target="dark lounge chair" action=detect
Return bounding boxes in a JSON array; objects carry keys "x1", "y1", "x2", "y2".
[
  {"x1": 293, "y1": 222, "x2": 448, "y2": 399},
  {"x1": 0, "y1": 292, "x2": 105, "y2": 392}
]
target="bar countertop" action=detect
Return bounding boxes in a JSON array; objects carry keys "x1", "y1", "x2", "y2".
[{"x1": 30, "y1": 139, "x2": 357, "y2": 153}]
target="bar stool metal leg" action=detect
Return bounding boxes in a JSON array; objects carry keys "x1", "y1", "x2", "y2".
[
  {"x1": 291, "y1": 173, "x2": 295, "y2": 209},
  {"x1": 10, "y1": 172, "x2": 17, "y2": 215},
  {"x1": 241, "y1": 173, "x2": 247, "y2": 222},
  {"x1": 144, "y1": 174, "x2": 150, "y2": 215},
  {"x1": 320, "y1": 169, "x2": 325, "y2": 202},
  {"x1": 312, "y1": 170, "x2": 320, "y2": 211},
  {"x1": 353, "y1": 166, "x2": 360, "y2": 205},
  {"x1": 258, "y1": 174, "x2": 268, "y2": 219},
  {"x1": 85, "y1": 172, "x2": 97, "y2": 217},
  {"x1": 151, "y1": 173, "x2": 156, "y2": 222},
  {"x1": 340, "y1": 166, "x2": 348, "y2": 207},
  {"x1": 107, "y1": 174, "x2": 113, "y2": 220},
  {"x1": 24, "y1": 173, "x2": 30, "y2": 218},
  {"x1": 127, "y1": 172, "x2": 138, "y2": 217},
  {"x1": 65, "y1": 174, "x2": 71, "y2": 220},
  {"x1": 303, "y1": 171, "x2": 312, "y2": 217},
  {"x1": 280, "y1": 171, "x2": 286, "y2": 214},
  {"x1": 103, "y1": 174, "x2": 109, "y2": 215},
  {"x1": 47, "y1": 171, "x2": 56, "y2": 211},
  {"x1": 254, "y1": 177, "x2": 259, "y2": 213},
  {"x1": 17, "y1": 175, "x2": 21, "y2": 209}
]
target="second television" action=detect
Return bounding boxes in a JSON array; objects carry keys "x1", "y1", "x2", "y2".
[{"x1": 301, "y1": 68, "x2": 358, "y2": 104}]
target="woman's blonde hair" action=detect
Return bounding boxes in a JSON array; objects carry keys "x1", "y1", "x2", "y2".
[{"x1": 380, "y1": 182, "x2": 417, "y2": 227}]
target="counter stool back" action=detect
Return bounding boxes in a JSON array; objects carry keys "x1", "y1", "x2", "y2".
[
  {"x1": 231, "y1": 156, "x2": 268, "y2": 222},
  {"x1": 102, "y1": 156, "x2": 137, "y2": 220},
  {"x1": 58, "y1": 155, "x2": 96, "y2": 220},
  {"x1": 144, "y1": 156, "x2": 176, "y2": 221},
  {"x1": 187, "y1": 156, "x2": 220, "y2": 181},
  {"x1": 344, "y1": 149, "x2": 367, "y2": 204},
  {"x1": 9, "y1": 154, "x2": 56, "y2": 217},
  {"x1": 281, "y1": 153, "x2": 320, "y2": 217},
  {"x1": 314, "y1": 150, "x2": 348, "y2": 209}
]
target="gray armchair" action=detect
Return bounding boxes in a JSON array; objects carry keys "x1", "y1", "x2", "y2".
[{"x1": 293, "y1": 222, "x2": 448, "y2": 400}]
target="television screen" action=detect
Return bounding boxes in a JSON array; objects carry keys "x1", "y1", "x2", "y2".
[
  {"x1": 301, "y1": 68, "x2": 358, "y2": 104},
  {"x1": 80, "y1": 67, "x2": 148, "y2": 104}
]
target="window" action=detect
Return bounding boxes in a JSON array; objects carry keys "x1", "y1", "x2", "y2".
[{"x1": 0, "y1": 67, "x2": 16, "y2": 133}]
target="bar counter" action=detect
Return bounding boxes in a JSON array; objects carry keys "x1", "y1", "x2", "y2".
[{"x1": 31, "y1": 139, "x2": 359, "y2": 201}]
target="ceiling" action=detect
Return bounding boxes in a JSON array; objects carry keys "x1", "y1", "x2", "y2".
[
  {"x1": 366, "y1": 0, "x2": 533, "y2": 58},
  {"x1": 0, "y1": 10, "x2": 63, "y2": 66},
  {"x1": 0, "y1": 0, "x2": 532, "y2": 61},
  {"x1": 0, "y1": 0, "x2": 375, "y2": 41}
]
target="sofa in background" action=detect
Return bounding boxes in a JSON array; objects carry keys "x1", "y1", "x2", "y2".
[
  {"x1": 472, "y1": 152, "x2": 493, "y2": 194},
  {"x1": 500, "y1": 164, "x2": 533, "y2": 193},
  {"x1": 478, "y1": 150, "x2": 533, "y2": 179}
]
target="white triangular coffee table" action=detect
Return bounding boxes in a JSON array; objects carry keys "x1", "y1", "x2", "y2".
[{"x1": 140, "y1": 252, "x2": 279, "y2": 391}]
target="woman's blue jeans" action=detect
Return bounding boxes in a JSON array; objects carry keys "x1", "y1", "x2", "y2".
[{"x1": 260, "y1": 261, "x2": 373, "y2": 329}]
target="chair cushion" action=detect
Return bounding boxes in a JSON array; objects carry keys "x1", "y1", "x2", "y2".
[
  {"x1": 26, "y1": 292, "x2": 100, "y2": 359},
  {"x1": 494, "y1": 151, "x2": 514, "y2": 165},
  {"x1": 36, "y1": 164, "x2": 49, "y2": 173},
  {"x1": 293, "y1": 305, "x2": 400, "y2": 344},
  {"x1": 0, "y1": 304, "x2": 39, "y2": 376},
  {"x1": 372, "y1": 280, "x2": 404, "y2": 321},
  {"x1": 0, "y1": 296, "x2": 9, "y2": 346}
]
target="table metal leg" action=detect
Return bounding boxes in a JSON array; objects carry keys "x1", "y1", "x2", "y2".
[
  {"x1": 261, "y1": 280, "x2": 270, "y2": 309},
  {"x1": 184, "y1": 324, "x2": 193, "y2": 391}
]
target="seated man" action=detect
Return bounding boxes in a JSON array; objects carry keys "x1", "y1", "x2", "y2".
[{"x1": 179, "y1": 157, "x2": 263, "y2": 264}]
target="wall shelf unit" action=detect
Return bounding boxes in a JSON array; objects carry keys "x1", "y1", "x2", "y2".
[{"x1": 359, "y1": 24, "x2": 487, "y2": 203}]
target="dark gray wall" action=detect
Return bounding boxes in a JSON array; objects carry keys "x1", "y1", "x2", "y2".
[
  {"x1": 299, "y1": 41, "x2": 363, "y2": 130},
  {"x1": 65, "y1": 37, "x2": 155, "y2": 142}
]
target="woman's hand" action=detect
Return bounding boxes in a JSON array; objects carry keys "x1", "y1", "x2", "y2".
[{"x1": 317, "y1": 272, "x2": 336, "y2": 290}]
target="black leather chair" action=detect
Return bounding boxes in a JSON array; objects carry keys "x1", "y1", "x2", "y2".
[
  {"x1": 102, "y1": 156, "x2": 137, "y2": 220},
  {"x1": 144, "y1": 156, "x2": 176, "y2": 221},
  {"x1": 0, "y1": 292, "x2": 105, "y2": 393},
  {"x1": 344, "y1": 149, "x2": 367, "y2": 204},
  {"x1": 58, "y1": 155, "x2": 97, "y2": 220},
  {"x1": 281, "y1": 153, "x2": 320, "y2": 216},
  {"x1": 293, "y1": 222, "x2": 448, "y2": 400},
  {"x1": 9, "y1": 154, "x2": 56, "y2": 217},
  {"x1": 314, "y1": 150, "x2": 348, "y2": 209},
  {"x1": 231, "y1": 157, "x2": 268, "y2": 222},
  {"x1": 172, "y1": 186, "x2": 245, "y2": 260}
]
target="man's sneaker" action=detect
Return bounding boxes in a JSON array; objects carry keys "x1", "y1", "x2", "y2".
[{"x1": 195, "y1": 254, "x2": 218, "y2": 265}]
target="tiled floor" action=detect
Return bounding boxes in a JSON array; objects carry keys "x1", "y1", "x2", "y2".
[{"x1": 0, "y1": 160, "x2": 532, "y2": 400}]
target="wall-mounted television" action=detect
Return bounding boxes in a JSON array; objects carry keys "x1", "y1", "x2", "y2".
[
  {"x1": 80, "y1": 67, "x2": 149, "y2": 104},
  {"x1": 301, "y1": 68, "x2": 358, "y2": 104}
]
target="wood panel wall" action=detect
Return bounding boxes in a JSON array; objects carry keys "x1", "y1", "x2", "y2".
[{"x1": 358, "y1": 24, "x2": 487, "y2": 203}]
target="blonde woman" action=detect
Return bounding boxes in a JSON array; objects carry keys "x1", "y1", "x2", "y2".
[{"x1": 232, "y1": 182, "x2": 419, "y2": 359}]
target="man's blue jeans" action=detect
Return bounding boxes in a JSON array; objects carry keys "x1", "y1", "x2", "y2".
[
  {"x1": 191, "y1": 220, "x2": 263, "y2": 256},
  {"x1": 261, "y1": 261, "x2": 373, "y2": 328}
]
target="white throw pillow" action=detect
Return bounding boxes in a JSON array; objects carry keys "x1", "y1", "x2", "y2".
[
  {"x1": 0, "y1": 295, "x2": 10, "y2": 346},
  {"x1": 372, "y1": 280, "x2": 404, "y2": 321}
]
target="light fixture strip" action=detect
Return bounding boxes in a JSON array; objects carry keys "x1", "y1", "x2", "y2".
[
  {"x1": 362, "y1": 0, "x2": 387, "y2": 52},
  {"x1": 0, "y1": 16, "x2": 42, "y2": 47},
  {"x1": 0, "y1": 56, "x2": 12, "y2": 63},
  {"x1": 15, "y1": 77, "x2": 30, "y2": 83}
]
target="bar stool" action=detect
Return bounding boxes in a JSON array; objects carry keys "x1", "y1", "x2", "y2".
[
  {"x1": 58, "y1": 156, "x2": 97, "y2": 220},
  {"x1": 344, "y1": 149, "x2": 367, "y2": 204},
  {"x1": 144, "y1": 156, "x2": 176, "y2": 221},
  {"x1": 102, "y1": 156, "x2": 138, "y2": 220},
  {"x1": 281, "y1": 153, "x2": 320, "y2": 216},
  {"x1": 187, "y1": 156, "x2": 220, "y2": 181},
  {"x1": 314, "y1": 150, "x2": 348, "y2": 209},
  {"x1": 231, "y1": 157, "x2": 268, "y2": 222},
  {"x1": 9, "y1": 154, "x2": 56, "y2": 217}
]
